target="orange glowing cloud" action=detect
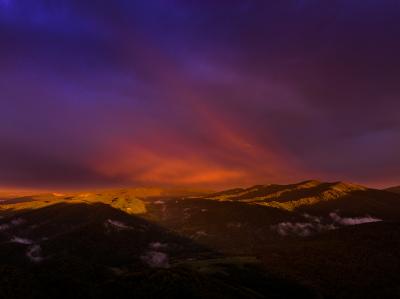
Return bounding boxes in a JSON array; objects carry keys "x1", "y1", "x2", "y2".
[
  {"x1": 92, "y1": 145, "x2": 245, "y2": 188},
  {"x1": 89, "y1": 101, "x2": 307, "y2": 189},
  {"x1": 86, "y1": 39, "x2": 306, "y2": 188}
]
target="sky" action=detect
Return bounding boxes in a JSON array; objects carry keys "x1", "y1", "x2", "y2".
[{"x1": 1, "y1": 0, "x2": 400, "y2": 191}]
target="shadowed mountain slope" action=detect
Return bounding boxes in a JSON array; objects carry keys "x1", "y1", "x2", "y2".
[
  {"x1": 386, "y1": 186, "x2": 400, "y2": 194},
  {"x1": 1, "y1": 181, "x2": 400, "y2": 298},
  {"x1": 0, "y1": 201, "x2": 316, "y2": 299},
  {"x1": 261, "y1": 221, "x2": 400, "y2": 299}
]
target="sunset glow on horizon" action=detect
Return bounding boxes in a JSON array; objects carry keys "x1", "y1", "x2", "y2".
[{"x1": 1, "y1": 1, "x2": 400, "y2": 190}]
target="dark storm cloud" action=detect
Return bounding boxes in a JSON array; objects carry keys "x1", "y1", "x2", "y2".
[{"x1": 0, "y1": 0, "x2": 400, "y2": 189}]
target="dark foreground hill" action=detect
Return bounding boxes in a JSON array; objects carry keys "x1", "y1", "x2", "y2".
[
  {"x1": 0, "y1": 202, "x2": 315, "y2": 299},
  {"x1": 1, "y1": 181, "x2": 400, "y2": 298},
  {"x1": 386, "y1": 186, "x2": 400, "y2": 194}
]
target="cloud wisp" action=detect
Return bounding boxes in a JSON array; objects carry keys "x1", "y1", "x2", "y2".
[{"x1": 271, "y1": 212, "x2": 382, "y2": 237}]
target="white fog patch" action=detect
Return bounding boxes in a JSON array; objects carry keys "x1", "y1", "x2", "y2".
[
  {"x1": 141, "y1": 251, "x2": 170, "y2": 268},
  {"x1": 0, "y1": 218, "x2": 25, "y2": 231},
  {"x1": 192, "y1": 230, "x2": 208, "y2": 239},
  {"x1": 149, "y1": 242, "x2": 168, "y2": 250},
  {"x1": 104, "y1": 219, "x2": 131, "y2": 231},
  {"x1": 11, "y1": 218, "x2": 25, "y2": 226},
  {"x1": 154, "y1": 200, "x2": 165, "y2": 205},
  {"x1": 9, "y1": 236, "x2": 45, "y2": 263},
  {"x1": 11, "y1": 236, "x2": 34, "y2": 245},
  {"x1": 329, "y1": 213, "x2": 382, "y2": 225},
  {"x1": 26, "y1": 245, "x2": 43, "y2": 263},
  {"x1": 272, "y1": 212, "x2": 383, "y2": 237},
  {"x1": 303, "y1": 213, "x2": 321, "y2": 223},
  {"x1": 183, "y1": 207, "x2": 191, "y2": 220},
  {"x1": 271, "y1": 222, "x2": 336, "y2": 237},
  {"x1": 0, "y1": 224, "x2": 10, "y2": 231},
  {"x1": 227, "y1": 222, "x2": 243, "y2": 229}
]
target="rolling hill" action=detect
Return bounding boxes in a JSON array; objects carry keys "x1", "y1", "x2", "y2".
[
  {"x1": 0, "y1": 198, "x2": 315, "y2": 298},
  {"x1": 1, "y1": 181, "x2": 400, "y2": 298}
]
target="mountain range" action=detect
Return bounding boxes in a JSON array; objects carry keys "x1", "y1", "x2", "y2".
[{"x1": 0, "y1": 180, "x2": 399, "y2": 298}]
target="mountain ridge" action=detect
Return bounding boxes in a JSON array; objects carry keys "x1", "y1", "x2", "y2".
[
  {"x1": 1, "y1": 180, "x2": 400, "y2": 298},
  {"x1": 200, "y1": 180, "x2": 400, "y2": 216}
]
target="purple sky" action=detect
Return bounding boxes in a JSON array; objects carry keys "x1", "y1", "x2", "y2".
[{"x1": 1, "y1": 0, "x2": 400, "y2": 190}]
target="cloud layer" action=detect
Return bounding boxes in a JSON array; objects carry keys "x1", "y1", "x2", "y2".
[{"x1": 1, "y1": 1, "x2": 400, "y2": 189}]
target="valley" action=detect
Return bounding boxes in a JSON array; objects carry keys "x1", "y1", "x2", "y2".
[{"x1": 1, "y1": 181, "x2": 399, "y2": 298}]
